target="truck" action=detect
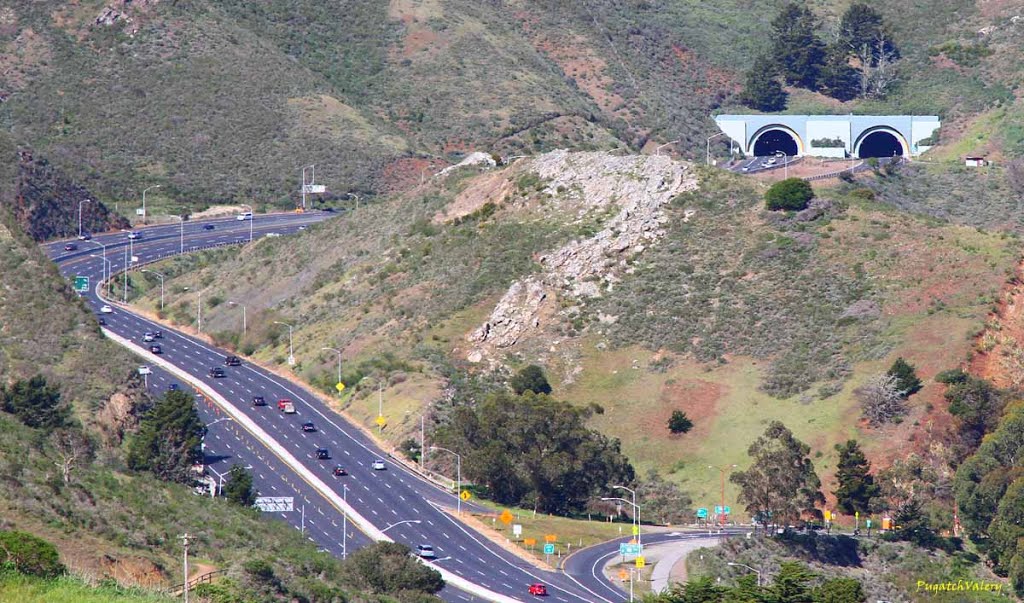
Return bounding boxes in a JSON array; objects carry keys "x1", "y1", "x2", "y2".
[{"x1": 277, "y1": 399, "x2": 296, "y2": 414}]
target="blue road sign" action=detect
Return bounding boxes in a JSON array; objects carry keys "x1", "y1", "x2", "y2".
[
  {"x1": 543, "y1": 543, "x2": 555, "y2": 555},
  {"x1": 697, "y1": 508, "x2": 708, "y2": 519}
]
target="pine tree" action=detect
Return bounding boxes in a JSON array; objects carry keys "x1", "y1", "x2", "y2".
[
  {"x1": 667, "y1": 410, "x2": 694, "y2": 434},
  {"x1": 223, "y1": 464, "x2": 257, "y2": 506},
  {"x1": 771, "y1": 3, "x2": 826, "y2": 89},
  {"x1": 739, "y1": 58, "x2": 788, "y2": 112},
  {"x1": 0, "y1": 375, "x2": 69, "y2": 430},
  {"x1": 833, "y1": 440, "x2": 880, "y2": 515},
  {"x1": 126, "y1": 390, "x2": 206, "y2": 483},
  {"x1": 819, "y1": 49, "x2": 861, "y2": 102},
  {"x1": 510, "y1": 364, "x2": 552, "y2": 395},
  {"x1": 887, "y1": 357, "x2": 922, "y2": 396}
]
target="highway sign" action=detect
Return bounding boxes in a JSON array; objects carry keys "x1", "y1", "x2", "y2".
[
  {"x1": 635, "y1": 556, "x2": 645, "y2": 568},
  {"x1": 619, "y1": 543, "x2": 642, "y2": 555},
  {"x1": 715, "y1": 505, "x2": 732, "y2": 515},
  {"x1": 460, "y1": 490, "x2": 472, "y2": 502},
  {"x1": 543, "y1": 543, "x2": 555, "y2": 555},
  {"x1": 136, "y1": 208, "x2": 145, "y2": 216},
  {"x1": 855, "y1": 511, "x2": 860, "y2": 519},
  {"x1": 512, "y1": 524, "x2": 522, "y2": 537},
  {"x1": 618, "y1": 569, "x2": 629, "y2": 581},
  {"x1": 74, "y1": 276, "x2": 89, "y2": 293},
  {"x1": 137, "y1": 366, "x2": 152, "y2": 376},
  {"x1": 632, "y1": 525, "x2": 640, "y2": 536},
  {"x1": 499, "y1": 509, "x2": 513, "y2": 525},
  {"x1": 335, "y1": 381, "x2": 346, "y2": 392},
  {"x1": 866, "y1": 519, "x2": 872, "y2": 528},
  {"x1": 696, "y1": 507, "x2": 708, "y2": 519},
  {"x1": 544, "y1": 533, "x2": 557, "y2": 543},
  {"x1": 254, "y1": 496, "x2": 294, "y2": 512},
  {"x1": 302, "y1": 184, "x2": 327, "y2": 194},
  {"x1": 375, "y1": 415, "x2": 387, "y2": 428},
  {"x1": 524, "y1": 538, "x2": 536, "y2": 546},
  {"x1": 287, "y1": 354, "x2": 296, "y2": 366}
]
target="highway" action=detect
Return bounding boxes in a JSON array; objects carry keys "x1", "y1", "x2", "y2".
[{"x1": 46, "y1": 211, "x2": 663, "y2": 603}]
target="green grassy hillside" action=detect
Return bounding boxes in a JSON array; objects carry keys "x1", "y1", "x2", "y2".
[
  {"x1": 3, "y1": 0, "x2": 1022, "y2": 214},
  {"x1": 128, "y1": 153, "x2": 1019, "y2": 511}
]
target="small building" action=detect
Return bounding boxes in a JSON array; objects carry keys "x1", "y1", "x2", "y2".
[{"x1": 965, "y1": 156, "x2": 987, "y2": 167}]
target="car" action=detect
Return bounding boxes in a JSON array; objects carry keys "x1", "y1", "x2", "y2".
[
  {"x1": 64, "y1": 243, "x2": 77, "y2": 251},
  {"x1": 415, "y1": 545, "x2": 437, "y2": 559},
  {"x1": 149, "y1": 344, "x2": 162, "y2": 354},
  {"x1": 315, "y1": 447, "x2": 330, "y2": 460},
  {"x1": 766, "y1": 157, "x2": 777, "y2": 165},
  {"x1": 153, "y1": 330, "x2": 163, "y2": 339},
  {"x1": 741, "y1": 166, "x2": 750, "y2": 172},
  {"x1": 252, "y1": 396, "x2": 267, "y2": 407},
  {"x1": 168, "y1": 383, "x2": 180, "y2": 391},
  {"x1": 202, "y1": 224, "x2": 215, "y2": 230},
  {"x1": 277, "y1": 398, "x2": 292, "y2": 411},
  {"x1": 100, "y1": 305, "x2": 113, "y2": 314},
  {"x1": 301, "y1": 422, "x2": 316, "y2": 432},
  {"x1": 371, "y1": 460, "x2": 386, "y2": 471},
  {"x1": 282, "y1": 403, "x2": 297, "y2": 414},
  {"x1": 127, "y1": 232, "x2": 140, "y2": 239},
  {"x1": 97, "y1": 317, "x2": 106, "y2": 326},
  {"x1": 237, "y1": 212, "x2": 253, "y2": 221},
  {"x1": 298, "y1": 225, "x2": 307, "y2": 230},
  {"x1": 322, "y1": 207, "x2": 336, "y2": 213},
  {"x1": 224, "y1": 355, "x2": 242, "y2": 366},
  {"x1": 528, "y1": 584, "x2": 548, "y2": 596},
  {"x1": 332, "y1": 465, "x2": 348, "y2": 476},
  {"x1": 208, "y1": 367, "x2": 226, "y2": 378},
  {"x1": 78, "y1": 233, "x2": 91, "y2": 241},
  {"x1": 142, "y1": 332, "x2": 155, "y2": 342}
]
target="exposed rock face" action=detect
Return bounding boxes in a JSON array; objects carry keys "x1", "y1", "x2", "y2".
[{"x1": 469, "y1": 150, "x2": 697, "y2": 359}]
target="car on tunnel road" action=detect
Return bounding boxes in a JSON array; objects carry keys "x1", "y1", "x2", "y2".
[
  {"x1": 301, "y1": 421, "x2": 316, "y2": 432},
  {"x1": 315, "y1": 447, "x2": 330, "y2": 460},
  {"x1": 416, "y1": 545, "x2": 436, "y2": 559},
  {"x1": 208, "y1": 367, "x2": 226, "y2": 378},
  {"x1": 149, "y1": 344, "x2": 162, "y2": 354},
  {"x1": 64, "y1": 243, "x2": 77, "y2": 251},
  {"x1": 252, "y1": 396, "x2": 267, "y2": 407},
  {"x1": 100, "y1": 305, "x2": 113, "y2": 314},
  {"x1": 203, "y1": 224, "x2": 215, "y2": 230},
  {"x1": 528, "y1": 584, "x2": 548, "y2": 596},
  {"x1": 332, "y1": 465, "x2": 347, "y2": 476}
]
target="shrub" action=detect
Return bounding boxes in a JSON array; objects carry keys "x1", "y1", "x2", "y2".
[
  {"x1": 765, "y1": 178, "x2": 814, "y2": 211},
  {"x1": 667, "y1": 410, "x2": 694, "y2": 434},
  {"x1": 0, "y1": 531, "x2": 65, "y2": 578},
  {"x1": 509, "y1": 364, "x2": 552, "y2": 395},
  {"x1": 886, "y1": 357, "x2": 922, "y2": 396},
  {"x1": 0, "y1": 375, "x2": 69, "y2": 430}
]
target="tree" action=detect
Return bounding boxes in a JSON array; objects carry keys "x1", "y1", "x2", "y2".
[
  {"x1": 223, "y1": 464, "x2": 257, "y2": 506},
  {"x1": 340, "y1": 542, "x2": 444, "y2": 595},
  {"x1": 126, "y1": 390, "x2": 206, "y2": 483},
  {"x1": 771, "y1": 3, "x2": 826, "y2": 89},
  {"x1": 668, "y1": 410, "x2": 694, "y2": 434},
  {"x1": 50, "y1": 428, "x2": 93, "y2": 486},
  {"x1": 0, "y1": 375, "x2": 69, "y2": 429},
  {"x1": 833, "y1": 440, "x2": 879, "y2": 516},
  {"x1": 837, "y1": 4, "x2": 899, "y2": 65},
  {"x1": 886, "y1": 357, "x2": 921, "y2": 396},
  {"x1": 769, "y1": 561, "x2": 815, "y2": 603},
  {"x1": 636, "y1": 470, "x2": 694, "y2": 525},
  {"x1": 988, "y1": 477, "x2": 1024, "y2": 578},
  {"x1": 730, "y1": 421, "x2": 824, "y2": 528},
  {"x1": 814, "y1": 577, "x2": 866, "y2": 603},
  {"x1": 819, "y1": 49, "x2": 861, "y2": 102},
  {"x1": 0, "y1": 530, "x2": 66, "y2": 578},
  {"x1": 944, "y1": 375, "x2": 1005, "y2": 450},
  {"x1": 436, "y1": 391, "x2": 634, "y2": 514},
  {"x1": 765, "y1": 178, "x2": 814, "y2": 211},
  {"x1": 739, "y1": 58, "x2": 788, "y2": 112},
  {"x1": 854, "y1": 373, "x2": 906, "y2": 426},
  {"x1": 510, "y1": 364, "x2": 552, "y2": 395}
]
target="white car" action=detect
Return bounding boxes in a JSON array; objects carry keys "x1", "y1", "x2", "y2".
[
  {"x1": 265, "y1": 232, "x2": 281, "y2": 238},
  {"x1": 142, "y1": 332, "x2": 155, "y2": 342},
  {"x1": 100, "y1": 305, "x2": 113, "y2": 314},
  {"x1": 416, "y1": 545, "x2": 436, "y2": 559},
  {"x1": 127, "y1": 232, "x2": 140, "y2": 239},
  {"x1": 237, "y1": 212, "x2": 253, "y2": 221},
  {"x1": 371, "y1": 460, "x2": 386, "y2": 471}
]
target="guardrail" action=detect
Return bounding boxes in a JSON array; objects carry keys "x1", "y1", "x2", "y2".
[{"x1": 168, "y1": 569, "x2": 227, "y2": 596}]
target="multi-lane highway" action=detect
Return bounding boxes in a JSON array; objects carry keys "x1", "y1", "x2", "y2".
[{"x1": 47, "y1": 211, "x2": 701, "y2": 603}]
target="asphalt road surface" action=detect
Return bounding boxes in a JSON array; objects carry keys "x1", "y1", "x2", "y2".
[{"x1": 47, "y1": 211, "x2": 646, "y2": 603}]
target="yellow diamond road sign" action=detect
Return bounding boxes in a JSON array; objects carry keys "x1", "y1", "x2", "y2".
[
  {"x1": 499, "y1": 509, "x2": 513, "y2": 525},
  {"x1": 460, "y1": 490, "x2": 471, "y2": 501},
  {"x1": 635, "y1": 556, "x2": 646, "y2": 568},
  {"x1": 375, "y1": 415, "x2": 387, "y2": 428},
  {"x1": 335, "y1": 382, "x2": 346, "y2": 392}
]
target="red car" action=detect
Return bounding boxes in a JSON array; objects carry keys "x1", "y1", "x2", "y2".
[{"x1": 528, "y1": 583, "x2": 548, "y2": 596}]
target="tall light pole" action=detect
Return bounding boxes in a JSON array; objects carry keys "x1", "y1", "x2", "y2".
[
  {"x1": 88, "y1": 240, "x2": 107, "y2": 280},
  {"x1": 141, "y1": 269, "x2": 165, "y2": 310},
  {"x1": 301, "y1": 164, "x2": 315, "y2": 211},
  {"x1": 122, "y1": 244, "x2": 129, "y2": 303},
  {"x1": 239, "y1": 203, "x2": 253, "y2": 242},
  {"x1": 321, "y1": 347, "x2": 343, "y2": 392},
  {"x1": 381, "y1": 519, "x2": 422, "y2": 533},
  {"x1": 180, "y1": 533, "x2": 192, "y2": 603},
  {"x1": 175, "y1": 216, "x2": 184, "y2": 253},
  {"x1": 613, "y1": 484, "x2": 639, "y2": 544},
  {"x1": 727, "y1": 562, "x2": 762, "y2": 587},
  {"x1": 228, "y1": 301, "x2": 246, "y2": 335},
  {"x1": 776, "y1": 151, "x2": 788, "y2": 179},
  {"x1": 706, "y1": 132, "x2": 726, "y2": 166},
  {"x1": 78, "y1": 199, "x2": 91, "y2": 238},
  {"x1": 655, "y1": 139, "x2": 680, "y2": 156},
  {"x1": 429, "y1": 446, "x2": 462, "y2": 516},
  {"x1": 274, "y1": 321, "x2": 294, "y2": 365},
  {"x1": 198, "y1": 290, "x2": 203, "y2": 332},
  {"x1": 89, "y1": 255, "x2": 112, "y2": 296},
  {"x1": 709, "y1": 464, "x2": 737, "y2": 528},
  {"x1": 141, "y1": 185, "x2": 161, "y2": 225}
]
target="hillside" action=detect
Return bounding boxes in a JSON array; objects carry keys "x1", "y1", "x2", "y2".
[
  {"x1": 128, "y1": 150, "x2": 1019, "y2": 510},
  {"x1": 1, "y1": 0, "x2": 1023, "y2": 217}
]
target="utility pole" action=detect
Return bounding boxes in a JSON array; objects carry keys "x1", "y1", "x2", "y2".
[
  {"x1": 122, "y1": 245, "x2": 128, "y2": 303},
  {"x1": 420, "y1": 414, "x2": 425, "y2": 471},
  {"x1": 342, "y1": 484, "x2": 349, "y2": 559},
  {"x1": 709, "y1": 464, "x2": 737, "y2": 528},
  {"x1": 180, "y1": 533, "x2": 192, "y2": 603},
  {"x1": 378, "y1": 381, "x2": 383, "y2": 432}
]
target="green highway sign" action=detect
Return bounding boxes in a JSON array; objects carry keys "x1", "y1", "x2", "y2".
[
  {"x1": 74, "y1": 276, "x2": 89, "y2": 293},
  {"x1": 543, "y1": 543, "x2": 555, "y2": 555}
]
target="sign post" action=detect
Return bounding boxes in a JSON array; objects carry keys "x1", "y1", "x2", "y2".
[{"x1": 74, "y1": 276, "x2": 89, "y2": 293}]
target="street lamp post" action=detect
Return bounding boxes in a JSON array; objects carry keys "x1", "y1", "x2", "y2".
[
  {"x1": 381, "y1": 519, "x2": 422, "y2": 533},
  {"x1": 239, "y1": 203, "x2": 253, "y2": 242},
  {"x1": 709, "y1": 464, "x2": 738, "y2": 528},
  {"x1": 122, "y1": 244, "x2": 129, "y2": 303},
  {"x1": 228, "y1": 301, "x2": 246, "y2": 334},
  {"x1": 776, "y1": 151, "x2": 788, "y2": 179},
  {"x1": 141, "y1": 269, "x2": 165, "y2": 310},
  {"x1": 175, "y1": 216, "x2": 184, "y2": 253},
  {"x1": 655, "y1": 139, "x2": 680, "y2": 156},
  {"x1": 613, "y1": 484, "x2": 640, "y2": 544},
  {"x1": 88, "y1": 240, "x2": 107, "y2": 280},
  {"x1": 429, "y1": 446, "x2": 462, "y2": 516},
  {"x1": 198, "y1": 290, "x2": 203, "y2": 332},
  {"x1": 141, "y1": 185, "x2": 161, "y2": 225},
  {"x1": 727, "y1": 562, "x2": 762, "y2": 587},
  {"x1": 706, "y1": 132, "x2": 726, "y2": 166},
  {"x1": 78, "y1": 199, "x2": 91, "y2": 238},
  {"x1": 89, "y1": 255, "x2": 112, "y2": 297},
  {"x1": 321, "y1": 347, "x2": 342, "y2": 392},
  {"x1": 274, "y1": 321, "x2": 294, "y2": 365}
]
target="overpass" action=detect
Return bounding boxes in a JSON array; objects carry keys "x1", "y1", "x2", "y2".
[{"x1": 714, "y1": 114, "x2": 940, "y2": 159}]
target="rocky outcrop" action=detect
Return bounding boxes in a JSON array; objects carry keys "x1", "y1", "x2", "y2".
[{"x1": 469, "y1": 150, "x2": 697, "y2": 358}]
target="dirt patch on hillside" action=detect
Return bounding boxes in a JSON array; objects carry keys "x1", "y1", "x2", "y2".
[
  {"x1": 534, "y1": 35, "x2": 624, "y2": 114},
  {"x1": 970, "y1": 258, "x2": 1024, "y2": 388},
  {"x1": 652, "y1": 378, "x2": 725, "y2": 445},
  {"x1": 432, "y1": 169, "x2": 516, "y2": 224}
]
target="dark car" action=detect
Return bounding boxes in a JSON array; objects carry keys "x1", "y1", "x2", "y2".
[
  {"x1": 64, "y1": 243, "x2": 77, "y2": 251},
  {"x1": 149, "y1": 344, "x2": 162, "y2": 354},
  {"x1": 97, "y1": 317, "x2": 106, "y2": 326},
  {"x1": 301, "y1": 422, "x2": 316, "y2": 432},
  {"x1": 168, "y1": 383, "x2": 180, "y2": 391},
  {"x1": 153, "y1": 330, "x2": 163, "y2": 339},
  {"x1": 224, "y1": 355, "x2": 242, "y2": 366},
  {"x1": 315, "y1": 448, "x2": 330, "y2": 460},
  {"x1": 78, "y1": 233, "x2": 91, "y2": 241},
  {"x1": 208, "y1": 367, "x2": 226, "y2": 378},
  {"x1": 332, "y1": 465, "x2": 347, "y2": 476},
  {"x1": 203, "y1": 224, "x2": 215, "y2": 230},
  {"x1": 252, "y1": 396, "x2": 267, "y2": 407}
]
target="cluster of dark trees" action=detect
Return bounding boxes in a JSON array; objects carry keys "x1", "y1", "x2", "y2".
[
  {"x1": 741, "y1": 3, "x2": 900, "y2": 111},
  {"x1": 650, "y1": 562, "x2": 866, "y2": 603}
]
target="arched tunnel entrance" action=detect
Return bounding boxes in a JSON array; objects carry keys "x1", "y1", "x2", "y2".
[
  {"x1": 752, "y1": 129, "x2": 799, "y2": 157},
  {"x1": 857, "y1": 131, "x2": 904, "y2": 158}
]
